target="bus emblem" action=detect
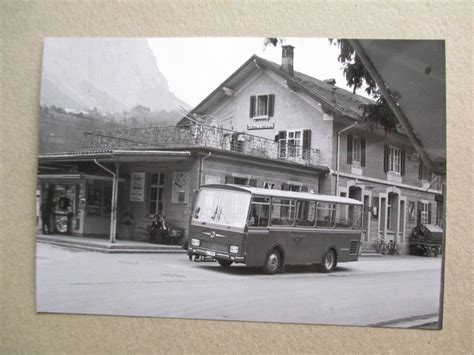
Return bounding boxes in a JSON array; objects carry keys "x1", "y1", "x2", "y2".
[{"x1": 210, "y1": 231, "x2": 216, "y2": 239}]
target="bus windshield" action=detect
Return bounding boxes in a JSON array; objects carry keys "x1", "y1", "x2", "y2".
[{"x1": 192, "y1": 188, "x2": 251, "y2": 229}]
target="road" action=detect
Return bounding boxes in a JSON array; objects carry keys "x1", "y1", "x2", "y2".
[{"x1": 36, "y1": 243, "x2": 443, "y2": 328}]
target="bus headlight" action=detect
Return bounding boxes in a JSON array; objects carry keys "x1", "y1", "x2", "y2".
[
  {"x1": 229, "y1": 245, "x2": 239, "y2": 254},
  {"x1": 191, "y1": 238, "x2": 200, "y2": 247}
]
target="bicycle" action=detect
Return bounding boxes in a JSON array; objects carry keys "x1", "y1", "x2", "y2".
[
  {"x1": 374, "y1": 238, "x2": 388, "y2": 255},
  {"x1": 387, "y1": 240, "x2": 400, "y2": 255}
]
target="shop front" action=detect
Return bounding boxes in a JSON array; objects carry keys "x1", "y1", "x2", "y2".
[{"x1": 38, "y1": 174, "x2": 120, "y2": 237}]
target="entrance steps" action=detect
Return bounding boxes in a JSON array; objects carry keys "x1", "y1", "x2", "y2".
[
  {"x1": 37, "y1": 234, "x2": 186, "y2": 254},
  {"x1": 360, "y1": 243, "x2": 382, "y2": 257}
]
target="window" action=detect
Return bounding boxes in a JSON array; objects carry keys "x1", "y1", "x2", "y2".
[
  {"x1": 295, "y1": 200, "x2": 316, "y2": 227},
  {"x1": 420, "y1": 202, "x2": 429, "y2": 225},
  {"x1": 225, "y1": 175, "x2": 257, "y2": 187},
  {"x1": 384, "y1": 145, "x2": 405, "y2": 175},
  {"x1": 249, "y1": 197, "x2": 270, "y2": 227},
  {"x1": 271, "y1": 198, "x2": 295, "y2": 226},
  {"x1": 263, "y1": 182, "x2": 275, "y2": 189},
  {"x1": 389, "y1": 147, "x2": 401, "y2": 173},
  {"x1": 149, "y1": 173, "x2": 165, "y2": 216},
  {"x1": 249, "y1": 94, "x2": 275, "y2": 118},
  {"x1": 347, "y1": 134, "x2": 366, "y2": 166},
  {"x1": 316, "y1": 202, "x2": 336, "y2": 228},
  {"x1": 419, "y1": 160, "x2": 432, "y2": 181},
  {"x1": 278, "y1": 129, "x2": 311, "y2": 159}
]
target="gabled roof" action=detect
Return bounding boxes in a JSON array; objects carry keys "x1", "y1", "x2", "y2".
[{"x1": 178, "y1": 54, "x2": 374, "y2": 125}]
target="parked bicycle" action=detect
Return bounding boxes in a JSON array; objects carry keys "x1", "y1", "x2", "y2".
[
  {"x1": 374, "y1": 238, "x2": 388, "y2": 255},
  {"x1": 387, "y1": 240, "x2": 400, "y2": 255}
]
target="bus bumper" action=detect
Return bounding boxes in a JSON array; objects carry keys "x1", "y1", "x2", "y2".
[{"x1": 188, "y1": 248, "x2": 245, "y2": 263}]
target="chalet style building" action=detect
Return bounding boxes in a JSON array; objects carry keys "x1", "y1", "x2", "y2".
[{"x1": 37, "y1": 45, "x2": 442, "y2": 253}]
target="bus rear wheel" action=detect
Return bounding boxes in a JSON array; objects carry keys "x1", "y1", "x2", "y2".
[
  {"x1": 263, "y1": 249, "x2": 282, "y2": 274},
  {"x1": 217, "y1": 259, "x2": 233, "y2": 267},
  {"x1": 320, "y1": 249, "x2": 336, "y2": 273}
]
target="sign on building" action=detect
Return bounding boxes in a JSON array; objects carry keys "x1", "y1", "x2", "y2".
[{"x1": 130, "y1": 172, "x2": 145, "y2": 202}]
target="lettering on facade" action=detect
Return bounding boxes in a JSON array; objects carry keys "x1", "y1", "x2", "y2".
[
  {"x1": 130, "y1": 172, "x2": 145, "y2": 202},
  {"x1": 247, "y1": 122, "x2": 275, "y2": 130}
]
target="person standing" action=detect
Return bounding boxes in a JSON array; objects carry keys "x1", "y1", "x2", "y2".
[{"x1": 40, "y1": 199, "x2": 52, "y2": 234}]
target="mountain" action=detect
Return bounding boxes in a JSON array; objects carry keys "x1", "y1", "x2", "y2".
[{"x1": 40, "y1": 38, "x2": 190, "y2": 113}]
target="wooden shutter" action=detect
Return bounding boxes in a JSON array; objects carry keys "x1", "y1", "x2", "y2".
[
  {"x1": 347, "y1": 133, "x2": 353, "y2": 164},
  {"x1": 249, "y1": 178, "x2": 257, "y2": 187},
  {"x1": 428, "y1": 203, "x2": 432, "y2": 224},
  {"x1": 303, "y1": 129, "x2": 311, "y2": 160},
  {"x1": 417, "y1": 201, "x2": 422, "y2": 225},
  {"x1": 383, "y1": 145, "x2": 390, "y2": 172},
  {"x1": 225, "y1": 175, "x2": 233, "y2": 184},
  {"x1": 361, "y1": 137, "x2": 366, "y2": 167},
  {"x1": 419, "y1": 160, "x2": 424, "y2": 180},
  {"x1": 268, "y1": 94, "x2": 275, "y2": 117},
  {"x1": 249, "y1": 96, "x2": 256, "y2": 118},
  {"x1": 278, "y1": 131, "x2": 287, "y2": 140},
  {"x1": 301, "y1": 186, "x2": 308, "y2": 192},
  {"x1": 401, "y1": 148, "x2": 406, "y2": 176},
  {"x1": 281, "y1": 183, "x2": 289, "y2": 191}
]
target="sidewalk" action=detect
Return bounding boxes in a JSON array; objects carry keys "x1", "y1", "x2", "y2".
[{"x1": 36, "y1": 233, "x2": 186, "y2": 254}]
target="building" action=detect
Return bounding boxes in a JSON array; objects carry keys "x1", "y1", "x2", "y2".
[{"x1": 37, "y1": 45, "x2": 442, "y2": 253}]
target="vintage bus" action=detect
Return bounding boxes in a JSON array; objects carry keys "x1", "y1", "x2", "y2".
[{"x1": 188, "y1": 184, "x2": 363, "y2": 274}]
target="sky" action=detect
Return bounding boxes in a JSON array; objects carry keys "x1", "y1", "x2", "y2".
[{"x1": 147, "y1": 38, "x2": 368, "y2": 108}]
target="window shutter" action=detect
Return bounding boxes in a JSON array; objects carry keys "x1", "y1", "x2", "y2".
[
  {"x1": 361, "y1": 137, "x2": 366, "y2": 167},
  {"x1": 225, "y1": 175, "x2": 233, "y2": 184},
  {"x1": 249, "y1": 178, "x2": 257, "y2": 187},
  {"x1": 428, "y1": 170, "x2": 432, "y2": 182},
  {"x1": 249, "y1": 96, "x2": 256, "y2": 118},
  {"x1": 347, "y1": 133, "x2": 353, "y2": 164},
  {"x1": 401, "y1": 148, "x2": 406, "y2": 176},
  {"x1": 278, "y1": 131, "x2": 287, "y2": 140},
  {"x1": 428, "y1": 203, "x2": 432, "y2": 224},
  {"x1": 303, "y1": 129, "x2": 311, "y2": 160},
  {"x1": 419, "y1": 160, "x2": 424, "y2": 180},
  {"x1": 383, "y1": 145, "x2": 389, "y2": 172},
  {"x1": 301, "y1": 186, "x2": 308, "y2": 192},
  {"x1": 417, "y1": 202, "x2": 422, "y2": 225},
  {"x1": 281, "y1": 183, "x2": 289, "y2": 191},
  {"x1": 268, "y1": 94, "x2": 275, "y2": 117}
]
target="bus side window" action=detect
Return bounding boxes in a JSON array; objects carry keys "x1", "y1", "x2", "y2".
[
  {"x1": 249, "y1": 196, "x2": 270, "y2": 227},
  {"x1": 271, "y1": 198, "x2": 295, "y2": 226},
  {"x1": 335, "y1": 203, "x2": 352, "y2": 228},
  {"x1": 295, "y1": 200, "x2": 316, "y2": 227},
  {"x1": 316, "y1": 202, "x2": 335, "y2": 228}
]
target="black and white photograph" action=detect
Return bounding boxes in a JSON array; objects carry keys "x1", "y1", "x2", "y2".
[{"x1": 36, "y1": 37, "x2": 446, "y2": 329}]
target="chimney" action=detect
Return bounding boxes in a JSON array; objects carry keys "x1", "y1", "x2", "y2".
[
  {"x1": 281, "y1": 45, "x2": 294, "y2": 76},
  {"x1": 324, "y1": 78, "x2": 336, "y2": 85}
]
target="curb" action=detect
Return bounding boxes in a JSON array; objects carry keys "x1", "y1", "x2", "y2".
[{"x1": 37, "y1": 238, "x2": 187, "y2": 254}]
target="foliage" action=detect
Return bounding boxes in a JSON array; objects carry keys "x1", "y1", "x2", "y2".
[{"x1": 329, "y1": 39, "x2": 399, "y2": 131}]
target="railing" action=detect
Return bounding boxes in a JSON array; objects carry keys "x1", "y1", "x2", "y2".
[{"x1": 83, "y1": 124, "x2": 321, "y2": 166}]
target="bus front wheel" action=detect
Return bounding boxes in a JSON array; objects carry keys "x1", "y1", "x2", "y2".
[
  {"x1": 320, "y1": 249, "x2": 336, "y2": 273},
  {"x1": 263, "y1": 249, "x2": 282, "y2": 274},
  {"x1": 218, "y1": 259, "x2": 233, "y2": 267}
]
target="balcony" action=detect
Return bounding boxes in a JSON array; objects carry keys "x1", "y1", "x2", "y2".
[{"x1": 83, "y1": 124, "x2": 321, "y2": 166}]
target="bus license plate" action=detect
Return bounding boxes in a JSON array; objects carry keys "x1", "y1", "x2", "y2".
[{"x1": 206, "y1": 250, "x2": 216, "y2": 257}]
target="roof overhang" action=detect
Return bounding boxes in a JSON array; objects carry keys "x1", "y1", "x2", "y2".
[
  {"x1": 38, "y1": 150, "x2": 193, "y2": 163},
  {"x1": 350, "y1": 40, "x2": 446, "y2": 175}
]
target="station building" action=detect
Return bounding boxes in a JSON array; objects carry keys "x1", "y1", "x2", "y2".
[{"x1": 37, "y1": 46, "x2": 443, "y2": 253}]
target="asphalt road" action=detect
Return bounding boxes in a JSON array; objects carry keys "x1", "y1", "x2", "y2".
[{"x1": 36, "y1": 243, "x2": 443, "y2": 328}]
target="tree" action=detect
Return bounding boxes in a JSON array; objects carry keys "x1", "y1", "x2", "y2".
[
  {"x1": 329, "y1": 39, "x2": 399, "y2": 131},
  {"x1": 264, "y1": 38, "x2": 399, "y2": 131}
]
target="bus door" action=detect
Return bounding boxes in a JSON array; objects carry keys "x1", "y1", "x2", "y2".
[
  {"x1": 294, "y1": 200, "x2": 318, "y2": 264},
  {"x1": 270, "y1": 197, "x2": 306, "y2": 265},
  {"x1": 246, "y1": 196, "x2": 271, "y2": 266}
]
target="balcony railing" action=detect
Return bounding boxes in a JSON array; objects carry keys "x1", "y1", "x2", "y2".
[{"x1": 83, "y1": 124, "x2": 321, "y2": 166}]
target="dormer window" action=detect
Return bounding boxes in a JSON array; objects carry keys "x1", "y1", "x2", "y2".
[{"x1": 250, "y1": 94, "x2": 275, "y2": 119}]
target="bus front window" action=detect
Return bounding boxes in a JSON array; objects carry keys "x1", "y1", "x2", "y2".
[{"x1": 192, "y1": 189, "x2": 251, "y2": 229}]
